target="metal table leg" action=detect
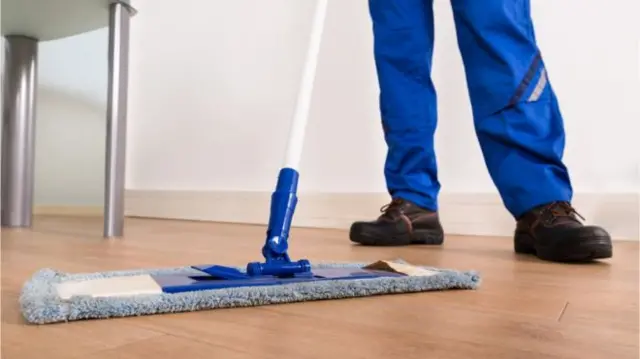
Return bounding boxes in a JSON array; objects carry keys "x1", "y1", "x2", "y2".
[
  {"x1": 1, "y1": 35, "x2": 38, "y2": 228},
  {"x1": 104, "y1": 1, "x2": 136, "y2": 238}
]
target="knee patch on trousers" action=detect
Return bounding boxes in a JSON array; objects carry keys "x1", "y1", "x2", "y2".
[
  {"x1": 507, "y1": 52, "x2": 549, "y2": 107},
  {"x1": 476, "y1": 53, "x2": 551, "y2": 119}
]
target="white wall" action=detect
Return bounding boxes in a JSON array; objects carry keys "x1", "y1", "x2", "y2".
[
  {"x1": 126, "y1": 0, "x2": 640, "y2": 195},
  {"x1": 33, "y1": 28, "x2": 109, "y2": 206},
  {"x1": 33, "y1": 86, "x2": 106, "y2": 206}
]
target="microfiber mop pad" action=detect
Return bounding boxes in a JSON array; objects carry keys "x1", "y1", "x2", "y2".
[{"x1": 19, "y1": 261, "x2": 481, "y2": 324}]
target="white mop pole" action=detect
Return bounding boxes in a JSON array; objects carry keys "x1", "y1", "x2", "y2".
[
  {"x1": 249, "y1": 0, "x2": 329, "y2": 276},
  {"x1": 283, "y1": 0, "x2": 328, "y2": 170}
]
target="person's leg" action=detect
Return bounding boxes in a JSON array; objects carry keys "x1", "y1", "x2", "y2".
[
  {"x1": 349, "y1": 0, "x2": 444, "y2": 246},
  {"x1": 451, "y1": 0, "x2": 612, "y2": 261},
  {"x1": 370, "y1": 0, "x2": 440, "y2": 210}
]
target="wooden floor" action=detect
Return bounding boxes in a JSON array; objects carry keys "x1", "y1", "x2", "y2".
[{"x1": 1, "y1": 216, "x2": 638, "y2": 359}]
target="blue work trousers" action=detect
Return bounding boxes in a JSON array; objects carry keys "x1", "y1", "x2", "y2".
[{"x1": 369, "y1": 0, "x2": 573, "y2": 217}]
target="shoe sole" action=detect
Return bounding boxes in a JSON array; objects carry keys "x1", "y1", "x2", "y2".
[
  {"x1": 514, "y1": 233, "x2": 613, "y2": 262},
  {"x1": 349, "y1": 229, "x2": 444, "y2": 246}
]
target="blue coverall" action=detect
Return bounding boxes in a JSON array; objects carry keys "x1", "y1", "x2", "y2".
[{"x1": 370, "y1": 0, "x2": 573, "y2": 218}]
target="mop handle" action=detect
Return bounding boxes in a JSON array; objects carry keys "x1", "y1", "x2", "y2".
[
  {"x1": 248, "y1": 0, "x2": 329, "y2": 276},
  {"x1": 283, "y1": 0, "x2": 328, "y2": 170}
]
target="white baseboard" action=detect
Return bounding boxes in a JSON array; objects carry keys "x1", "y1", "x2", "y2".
[{"x1": 125, "y1": 190, "x2": 639, "y2": 241}]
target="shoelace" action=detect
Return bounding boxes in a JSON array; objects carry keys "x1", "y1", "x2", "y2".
[
  {"x1": 542, "y1": 201, "x2": 585, "y2": 223},
  {"x1": 379, "y1": 198, "x2": 405, "y2": 217}
]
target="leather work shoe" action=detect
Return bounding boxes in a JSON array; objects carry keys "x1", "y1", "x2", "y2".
[
  {"x1": 514, "y1": 201, "x2": 613, "y2": 262},
  {"x1": 349, "y1": 198, "x2": 444, "y2": 246}
]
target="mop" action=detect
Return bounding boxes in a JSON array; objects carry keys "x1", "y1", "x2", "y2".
[{"x1": 18, "y1": 0, "x2": 480, "y2": 325}]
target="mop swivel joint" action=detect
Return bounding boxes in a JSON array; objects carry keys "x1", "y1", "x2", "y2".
[
  {"x1": 246, "y1": 168, "x2": 312, "y2": 278},
  {"x1": 193, "y1": 168, "x2": 311, "y2": 280}
]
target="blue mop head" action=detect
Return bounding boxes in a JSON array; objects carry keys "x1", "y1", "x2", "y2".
[{"x1": 19, "y1": 261, "x2": 481, "y2": 324}]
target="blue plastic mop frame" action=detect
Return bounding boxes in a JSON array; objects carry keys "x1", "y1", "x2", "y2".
[{"x1": 151, "y1": 0, "x2": 404, "y2": 293}]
